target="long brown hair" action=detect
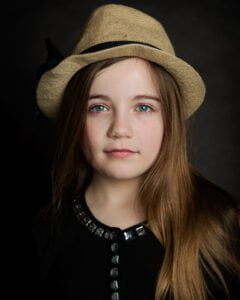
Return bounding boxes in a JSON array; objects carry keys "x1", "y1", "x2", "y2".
[{"x1": 48, "y1": 56, "x2": 239, "y2": 299}]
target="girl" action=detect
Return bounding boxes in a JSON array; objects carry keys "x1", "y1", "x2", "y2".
[{"x1": 33, "y1": 4, "x2": 239, "y2": 300}]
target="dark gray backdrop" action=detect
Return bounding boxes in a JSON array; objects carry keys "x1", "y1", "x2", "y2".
[{"x1": 6, "y1": 0, "x2": 240, "y2": 295}]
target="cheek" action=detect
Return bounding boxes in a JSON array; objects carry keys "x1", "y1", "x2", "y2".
[
  {"x1": 139, "y1": 119, "x2": 164, "y2": 152},
  {"x1": 84, "y1": 121, "x2": 103, "y2": 151}
]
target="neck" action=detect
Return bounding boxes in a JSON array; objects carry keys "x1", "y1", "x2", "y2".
[{"x1": 85, "y1": 173, "x2": 142, "y2": 211}]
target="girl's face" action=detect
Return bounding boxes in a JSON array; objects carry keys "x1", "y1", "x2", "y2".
[{"x1": 84, "y1": 57, "x2": 164, "y2": 181}]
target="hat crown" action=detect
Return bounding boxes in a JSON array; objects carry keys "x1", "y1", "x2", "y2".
[{"x1": 73, "y1": 4, "x2": 175, "y2": 55}]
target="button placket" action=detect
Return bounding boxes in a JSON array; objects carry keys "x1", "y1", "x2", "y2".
[
  {"x1": 110, "y1": 241, "x2": 120, "y2": 300},
  {"x1": 73, "y1": 195, "x2": 149, "y2": 299}
]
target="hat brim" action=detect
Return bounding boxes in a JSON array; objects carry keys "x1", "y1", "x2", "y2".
[{"x1": 36, "y1": 44, "x2": 205, "y2": 120}]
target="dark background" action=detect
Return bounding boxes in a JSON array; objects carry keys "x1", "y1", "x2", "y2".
[{"x1": 6, "y1": 0, "x2": 239, "y2": 296}]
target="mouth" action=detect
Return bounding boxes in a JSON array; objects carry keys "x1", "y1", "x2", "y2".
[
  {"x1": 105, "y1": 149, "x2": 137, "y2": 153},
  {"x1": 105, "y1": 149, "x2": 138, "y2": 158}
]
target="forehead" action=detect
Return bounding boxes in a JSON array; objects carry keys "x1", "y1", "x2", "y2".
[{"x1": 89, "y1": 57, "x2": 159, "y2": 97}]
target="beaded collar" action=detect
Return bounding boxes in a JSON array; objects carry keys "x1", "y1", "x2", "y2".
[{"x1": 73, "y1": 195, "x2": 149, "y2": 242}]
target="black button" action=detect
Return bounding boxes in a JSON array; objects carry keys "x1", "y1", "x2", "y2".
[
  {"x1": 111, "y1": 254, "x2": 119, "y2": 264},
  {"x1": 111, "y1": 243, "x2": 119, "y2": 253},
  {"x1": 123, "y1": 230, "x2": 135, "y2": 241},
  {"x1": 110, "y1": 267, "x2": 119, "y2": 278},
  {"x1": 110, "y1": 280, "x2": 119, "y2": 291},
  {"x1": 111, "y1": 291, "x2": 120, "y2": 300}
]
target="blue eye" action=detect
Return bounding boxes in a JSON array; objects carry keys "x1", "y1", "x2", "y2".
[
  {"x1": 89, "y1": 105, "x2": 108, "y2": 112},
  {"x1": 136, "y1": 105, "x2": 153, "y2": 112}
]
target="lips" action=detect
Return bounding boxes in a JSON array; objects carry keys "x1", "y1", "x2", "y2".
[
  {"x1": 105, "y1": 149, "x2": 137, "y2": 158},
  {"x1": 105, "y1": 149, "x2": 136, "y2": 153}
]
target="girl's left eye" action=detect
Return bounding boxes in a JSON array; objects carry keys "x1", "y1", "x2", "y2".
[
  {"x1": 136, "y1": 104, "x2": 153, "y2": 112},
  {"x1": 88, "y1": 104, "x2": 153, "y2": 113}
]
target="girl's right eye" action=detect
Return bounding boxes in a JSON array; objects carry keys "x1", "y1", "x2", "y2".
[{"x1": 88, "y1": 105, "x2": 108, "y2": 113}]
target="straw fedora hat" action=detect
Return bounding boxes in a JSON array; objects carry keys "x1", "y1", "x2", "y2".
[{"x1": 36, "y1": 3, "x2": 206, "y2": 120}]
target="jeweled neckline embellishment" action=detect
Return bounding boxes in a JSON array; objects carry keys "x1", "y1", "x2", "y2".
[{"x1": 73, "y1": 195, "x2": 149, "y2": 242}]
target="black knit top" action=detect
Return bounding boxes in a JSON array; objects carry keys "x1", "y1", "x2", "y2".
[{"x1": 32, "y1": 178, "x2": 240, "y2": 299}]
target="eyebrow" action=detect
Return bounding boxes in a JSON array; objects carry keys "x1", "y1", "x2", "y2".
[{"x1": 88, "y1": 94, "x2": 161, "y2": 102}]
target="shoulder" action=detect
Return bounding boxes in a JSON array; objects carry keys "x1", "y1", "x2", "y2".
[
  {"x1": 193, "y1": 173, "x2": 240, "y2": 218},
  {"x1": 192, "y1": 174, "x2": 240, "y2": 298},
  {"x1": 193, "y1": 173, "x2": 238, "y2": 202},
  {"x1": 32, "y1": 202, "x2": 74, "y2": 258},
  {"x1": 193, "y1": 173, "x2": 239, "y2": 246},
  {"x1": 32, "y1": 201, "x2": 78, "y2": 289}
]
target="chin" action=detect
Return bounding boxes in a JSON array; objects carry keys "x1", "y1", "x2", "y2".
[{"x1": 104, "y1": 170, "x2": 144, "y2": 180}]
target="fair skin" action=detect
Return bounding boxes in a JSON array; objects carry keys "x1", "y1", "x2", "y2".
[{"x1": 83, "y1": 57, "x2": 164, "y2": 229}]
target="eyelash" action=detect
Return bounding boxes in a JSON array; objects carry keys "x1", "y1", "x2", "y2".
[{"x1": 88, "y1": 104, "x2": 154, "y2": 113}]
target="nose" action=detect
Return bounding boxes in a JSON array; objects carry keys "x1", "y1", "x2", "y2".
[{"x1": 107, "y1": 111, "x2": 133, "y2": 139}]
